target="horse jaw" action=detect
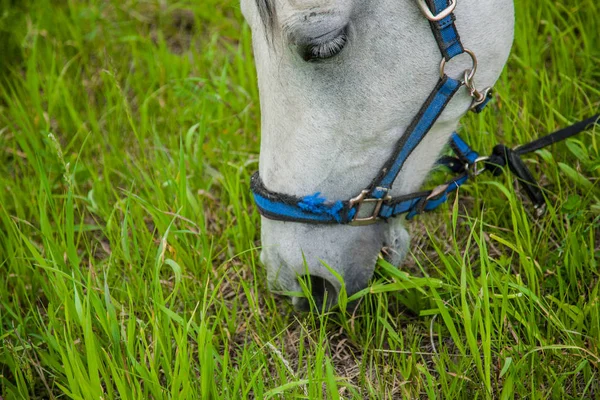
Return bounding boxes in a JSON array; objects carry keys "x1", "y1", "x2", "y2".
[{"x1": 243, "y1": 0, "x2": 515, "y2": 309}]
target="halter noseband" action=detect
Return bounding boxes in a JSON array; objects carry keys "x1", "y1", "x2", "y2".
[{"x1": 251, "y1": 0, "x2": 491, "y2": 226}]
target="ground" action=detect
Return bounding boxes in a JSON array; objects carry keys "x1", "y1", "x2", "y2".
[{"x1": 0, "y1": 0, "x2": 599, "y2": 398}]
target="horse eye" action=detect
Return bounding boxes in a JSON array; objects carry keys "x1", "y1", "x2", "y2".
[{"x1": 299, "y1": 26, "x2": 349, "y2": 62}]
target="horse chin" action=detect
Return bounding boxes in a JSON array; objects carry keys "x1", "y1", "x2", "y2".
[
  {"x1": 382, "y1": 219, "x2": 411, "y2": 267},
  {"x1": 259, "y1": 218, "x2": 412, "y2": 312},
  {"x1": 260, "y1": 218, "x2": 392, "y2": 311}
]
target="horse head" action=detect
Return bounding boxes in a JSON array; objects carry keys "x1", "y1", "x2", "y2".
[{"x1": 242, "y1": 0, "x2": 514, "y2": 310}]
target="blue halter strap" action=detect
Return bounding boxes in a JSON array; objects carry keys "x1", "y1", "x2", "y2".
[{"x1": 251, "y1": 0, "x2": 491, "y2": 225}]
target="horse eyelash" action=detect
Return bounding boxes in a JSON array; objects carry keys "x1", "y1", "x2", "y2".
[
  {"x1": 312, "y1": 35, "x2": 347, "y2": 58},
  {"x1": 305, "y1": 33, "x2": 348, "y2": 61}
]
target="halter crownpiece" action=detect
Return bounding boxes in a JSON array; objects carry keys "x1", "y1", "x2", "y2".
[{"x1": 251, "y1": 0, "x2": 494, "y2": 225}]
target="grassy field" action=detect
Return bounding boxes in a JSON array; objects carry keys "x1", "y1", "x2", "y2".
[{"x1": 0, "y1": 0, "x2": 599, "y2": 398}]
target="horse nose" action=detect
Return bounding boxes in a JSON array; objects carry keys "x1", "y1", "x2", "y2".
[
  {"x1": 264, "y1": 252, "x2": 380, "y2": 311},
  {"x1": 260, "y1": 219, "x2": 392, "y2": 311},
  {"x1": 292, "y1": 274, "x2": 339, "y2": 312}
]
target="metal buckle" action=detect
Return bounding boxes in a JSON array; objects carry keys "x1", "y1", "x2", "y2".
[
  {"x1": 416, "y1": 0, "x2": 457, "y2": 22},
  {"x1": 349, "y1": 190, "x2": 391, "y2": 226},
  {"x1": 467, "y1": 156, "x2": 489, "y2": 177}
]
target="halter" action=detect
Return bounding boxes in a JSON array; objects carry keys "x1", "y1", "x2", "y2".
[{"x1": 251, "y1": 0, "x2": 493, "y2": 226}]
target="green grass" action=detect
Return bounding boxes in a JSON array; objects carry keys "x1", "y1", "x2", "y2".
[{"x1": 0, "y1": 0, "x2": 598, "y2": 398}]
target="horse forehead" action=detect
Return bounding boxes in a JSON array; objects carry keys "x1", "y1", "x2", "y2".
[
  {"x1": 278, "y1": 0, "x2": 353, "y2": 22},
  {"x1": 283, "y1": 0, "x2": 346, "y2": 10},
  {"x1": 275, "y1": 0, "x2": 353, "y2": 40}
]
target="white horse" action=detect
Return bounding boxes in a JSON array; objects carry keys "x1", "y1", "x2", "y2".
[{"x1": 241, "y1": 0, "x2": 514, "y2": 310}]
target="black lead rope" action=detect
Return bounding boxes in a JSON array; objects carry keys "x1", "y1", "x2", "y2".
[
  {"x1": 515, "y1": 114, "x2": 600, "y2": 155},
  {"x1": 483, "y1": 114, "x2": 600, "y2": 211}
]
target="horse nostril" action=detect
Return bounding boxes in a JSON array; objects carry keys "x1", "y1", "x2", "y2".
[{"x1": 293, "y1": 275, "x2": 338, "y2": 312}]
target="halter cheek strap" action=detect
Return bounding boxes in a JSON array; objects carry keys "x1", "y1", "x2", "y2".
[
  {"x1": 423, "y1": 0, "x2": 464, "y2": 60},
  {"x1": 251, "y1": 0, "x2": 491, "y2": 225}
]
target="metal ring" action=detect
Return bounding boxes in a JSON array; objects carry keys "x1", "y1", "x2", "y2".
[{"x1": 439, "y1": 48, "x2": 478, "y2": 83}]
